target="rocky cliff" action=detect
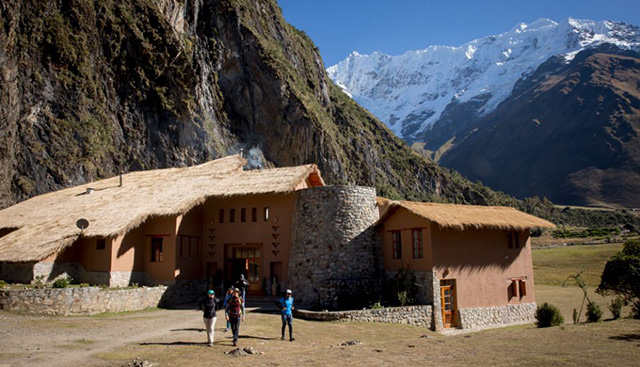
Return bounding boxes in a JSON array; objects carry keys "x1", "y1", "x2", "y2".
[{"x1": 0, "y1": 0, "x2": 516, "y2": 209}]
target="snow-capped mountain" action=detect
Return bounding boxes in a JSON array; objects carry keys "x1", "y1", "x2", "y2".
[{"x1": 327, "y1": 18, "x2": 640, "y2": 141}]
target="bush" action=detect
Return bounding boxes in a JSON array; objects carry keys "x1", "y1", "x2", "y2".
[
  {"x1": 608, "y1": 297, "x2": 624, "y2": 319},
  {"x1": 52, "y1": 276, "x2": 72, "y2": 289},
  {"x1": 0, "y1": 280, "x2": 6, "y2": 288},
  {"x1": 535, "y1": 302, "x2": 564, "y2": 327},
  {"x1": 572, "y1": 308, "x2": 579, "y2": 324},
  {"x1": 585, "y1": 301, "x2": 602, "y2": 322}
]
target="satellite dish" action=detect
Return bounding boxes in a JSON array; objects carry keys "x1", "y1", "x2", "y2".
[{"x1": 76, "y1": 219, "x2": 89, "y2": 231}]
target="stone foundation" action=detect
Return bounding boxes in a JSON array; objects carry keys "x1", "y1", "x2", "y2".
[
  {"x1": 0, "y1": 286, "x2": 167, "y2": 316},
  {"x1": 296, "y1": 305, "x2": 434, "y2": 328},
  {"x1": 457, "y1": 302, "x2": 537, "y2": 330}
]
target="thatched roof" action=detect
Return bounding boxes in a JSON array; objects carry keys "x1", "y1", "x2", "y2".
[
  {"x1": 0, "y1": 155, "x2": 323, "y2": 262},
  {"x1": 377, "y1": 200, "x2": 556, "y2": 231}
]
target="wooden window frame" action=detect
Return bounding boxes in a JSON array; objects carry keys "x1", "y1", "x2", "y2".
[
  {"x1": 412, "y1": 229, "x2": 423, "y2": 259},
  {"x1": 392, "y1": 231, "x2": 402, "y2": 259},
  {"x1": 264, "y1": 207, "x2": 270, "y2": 222},
  {"x1": 151, "y1": 237, "x2": 164, "y2": 262},
  {"x1": 218, "y1": 209, "x2": 224, "y2": 224},
  {"x1": 230, "y1": 208, "x2": 235, "y2": 223},
  {"x1": 96, "y1": 238, "x2": 106, "y2": 251},
  {"x1": 508, "y1": 232, "x2": 520, "y2": 249},
  {"x1": 241, "y1": 208, "x2": 246, "y2": 222},
  {"x1": 251, "y1": 207, "x2": 257, "y2": 222}
]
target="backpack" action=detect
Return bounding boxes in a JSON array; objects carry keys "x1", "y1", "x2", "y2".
[{"x1": 228, "y1": 296, "x2": 242, "y2": 318}]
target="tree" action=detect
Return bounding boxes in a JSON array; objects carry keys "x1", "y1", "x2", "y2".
[{"x1": 597, "y1": 240, "x2": 640, "y2": 303}]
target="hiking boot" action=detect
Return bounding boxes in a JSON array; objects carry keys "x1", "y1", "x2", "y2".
[
  {"x1": 290, "y1": 337, "x2": 295, "y2": 342},
  {"x1": 233, "y1": 341, "x2": 237, "y2": 346},
  {"x1": 281, "y1": 336, "x2": 285, "y2": 340}
]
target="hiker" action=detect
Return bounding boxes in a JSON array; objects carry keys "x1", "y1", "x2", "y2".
[
  {"x1": 198, "y1": 290, "x2": 220, "y2": 346},
  {"x1": 222, "y1": 286, "x2": 234, "y2": 332},
  {"x1": 278, "y1": 289, "x2": 295, "y2": 341},
  {"x1": 235, "y1": 274, "x2": 249, "y2": 314},
  {"x1": 225, "y1": 288, "x2": 244, "y2": 346}
]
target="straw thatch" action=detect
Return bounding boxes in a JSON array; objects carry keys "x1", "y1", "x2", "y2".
[
  {"x1": 377, "y1": 200, "x2": 556, "y2": 231},
  {"x1": 0, "y1": 155, "x2": 323, "y2": 262}
]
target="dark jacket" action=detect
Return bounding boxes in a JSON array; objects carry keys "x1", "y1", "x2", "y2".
[{"x1": 199, "y1": 296, "x2": 220, "y2": 319}]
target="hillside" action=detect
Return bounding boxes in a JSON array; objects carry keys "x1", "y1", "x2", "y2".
[
  {"x1": 440, "y1": 47, "x2": 640, "y2": 207},
  {"x1": 0, "y1": 0, "x2": 517, "y2": 209}
]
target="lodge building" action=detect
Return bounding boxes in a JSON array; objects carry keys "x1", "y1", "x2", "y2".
[{"x1": 0, "y1": 155, "x2": 554, "y2": 330}]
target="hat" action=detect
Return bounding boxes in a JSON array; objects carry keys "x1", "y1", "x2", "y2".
[
  {"x1": 207, "y1": 290, "x2": 215, "y2": 295},
  {"x1": 286, "y1": 289, "x2": 292, "y2": 294},
  {"x1": 234, "y1": 287, "x2": 240, "y2": 292}
]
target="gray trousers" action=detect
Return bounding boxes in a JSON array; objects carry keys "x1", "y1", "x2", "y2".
[{"x1": 203, "y1": 316, "x2": 216, "y2": 344}]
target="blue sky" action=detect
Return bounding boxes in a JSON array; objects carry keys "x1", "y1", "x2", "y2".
[{"x1": 278, "y1": 0, "x2": 640, "y2": 66}]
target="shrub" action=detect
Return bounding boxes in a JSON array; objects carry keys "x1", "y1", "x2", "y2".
[
  {"x1": 52, "y1": 276, "x2": 72, "y2": 289},
  {"x1": 33, "y1": 275, "x2": 47, "y2": 288},
  {"x1": 585, "y1": 301, "x2": 602, "y2": 322},
  {"x1": 572, "y1": 308, "x2": 579, "y2": 324},
  {"x1": 370, "y1": 301, "x2": 383, "y2": 309},
  {"x1": 535, "y1": 302, "x2": 564, "y2": 327},
  {"x1": 0, "y1": 280, "x2": 6, "y2": 288},
  {"x1": 608, "y1": 297, "x2": 624, "y2": 319}
]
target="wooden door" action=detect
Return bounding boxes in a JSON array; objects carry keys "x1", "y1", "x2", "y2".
[{"x1": 440, "y1": 279, "x2": 457, "y2": 328}]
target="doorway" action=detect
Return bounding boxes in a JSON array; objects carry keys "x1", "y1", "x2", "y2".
[
  {"x1": 440, "y1": 279, "x2": 457, "y2": 328},
  {"x1": 225, "y1": 244, "x2": 263, "y2": 295}
]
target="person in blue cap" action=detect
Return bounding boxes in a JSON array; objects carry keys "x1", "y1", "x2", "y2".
[
  {"x1": 278, "y1": 289, "x2": 295, "y2": 341},
  {"x1": 199, "y1": 290, "x2": 220, "y2": 346}
]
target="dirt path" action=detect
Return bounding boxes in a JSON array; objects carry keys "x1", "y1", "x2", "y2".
[{"x1": 0, "y1": 307, "x2": 206, "y2": 367}]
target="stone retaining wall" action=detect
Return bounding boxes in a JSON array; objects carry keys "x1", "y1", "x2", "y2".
[
  {"x1": 0, "y1": 286, "x2": 167, "y2": 316},
  {"x1": 289, "y1": 186, "x2": 382, "y2": 309},
  {"x1": 0, "y1": 262, "x2": 150, "y2": 287},
  {"x1": 296, "y1": 305, "x2": 434, "y2": 328},
  {"x1": 457, "y1": 302, "x2": 537, "y2": 329}
]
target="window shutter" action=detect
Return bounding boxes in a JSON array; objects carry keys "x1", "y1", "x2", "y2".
[{"x1": 519, "y1": 280, "x2": 527, "y2": 297}]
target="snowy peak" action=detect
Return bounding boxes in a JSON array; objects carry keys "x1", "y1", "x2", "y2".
[{"x1": 327, "y1": 18, "x2": 640, "y2": 140}]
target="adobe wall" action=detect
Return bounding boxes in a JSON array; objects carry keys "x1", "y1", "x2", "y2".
[{"x1": 288, "y1": 186, "x2": 381, "y2": 309}]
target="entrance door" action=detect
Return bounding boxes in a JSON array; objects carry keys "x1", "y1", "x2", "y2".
[
  {"x1": 440, "y1": 279, "x2": 457, "y2": 328},
  {"x1": 225, "y1": 244, "x2": 263, "y2": 295}
]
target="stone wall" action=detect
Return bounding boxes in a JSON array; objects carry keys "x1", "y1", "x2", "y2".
[
  {"x1": 457, "y1": 302, "x2": 537, "y2": 330},
  {"x1": 296, "y1": 305, "x2": 434, "y2": 328},
  {"x1": 0, "y1": 286, "x2": 167, "y2": 316},
  {"x1": 288, "y1": 186, "x2": 381, "y2": 309}
]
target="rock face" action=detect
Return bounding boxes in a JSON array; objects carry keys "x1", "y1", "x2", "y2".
[
  {"x1": 440, "y1": 47, "x2": 640, "y2": 207},
  {"x1": 0, "y1": 0, "x2": 517, "y2": 210}
]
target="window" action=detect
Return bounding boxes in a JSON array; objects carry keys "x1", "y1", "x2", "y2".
[
  {"x1": 151, "y1": 237, "x2": 164, "y2": 262},
  {"x1": 392, "y1": 231, "x2": 402, "y2": 259},
  {"x1": 96, "y1": 238, "x2": 106, "y2": 251},
  {"x1": 264, "y1": 207, "x2": 270, "y2": 221},
  {"x1": 230, "y1": 209, "x2": 235, "y2": 223},
  {"x1": 251, "y1": 207, "x2": 257, "y2": 222},
  {"x1": 508, "y1": 232, "x2": 520, "y2": 249},
  {"x1": 412, "y1": 229, "x2": 423, "y2": 259},
  {"x1": 510, "y1": 278, "x2": 527, "y2": 299},
  {"x1": 218, "y1": 209, "x2": 224, "y2": 224},
  {"x1": 241, "y1": 208, "x2": 246, "y2": 222},
  {"x1": 178, "y1": 236, "x2": 183, "y2": 257},
  {"x1": 178, "y1": 235, "x2": 201, "y2": 258}
]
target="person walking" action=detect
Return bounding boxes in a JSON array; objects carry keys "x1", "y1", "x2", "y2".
[
  {"x1": 198, "y1": 290, "x2": 220, "y2": 346},
  {"x1": 225, "y1": 288, "x2": 244, "y2": 346},
  {"x1": 235, "y1": 274, "x2": 249, "y2": 314},
  {"x1": 278, "y1": 289, "x2": 295, "y2": 341},
  {"x1": 222, "y1": 287, "x2": 234, "y2": 332}
]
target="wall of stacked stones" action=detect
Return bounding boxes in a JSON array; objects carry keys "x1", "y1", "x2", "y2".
[
  {"x1": 296, "y1": 305, "x2": 434, "y2": 329},
  {"x1": 457, "y1": 302, "x2": 537, "y2": 329},
  {"x1": 288, "y1": 186, "x2": 382, "y2": 309},
  {"x1": 0, "y1": 286, "x2": 167, "y2": 316}
]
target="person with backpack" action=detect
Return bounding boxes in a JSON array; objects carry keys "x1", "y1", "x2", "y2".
[
  {"x1": 235, "y1": 274, "x2": 249, "y2": 314},
  {"x1": 222, "y1": 287, "x2": 234, "y2": 332},
  {"x1": 225, "y1": 288, "x2": 244, "y2": 346},
  {"x1": 198, "y1": 290, "x2": 221, "y2": 346},
  {"x1": 278, "y1": 289, "x2": 295, "y2": 341}
]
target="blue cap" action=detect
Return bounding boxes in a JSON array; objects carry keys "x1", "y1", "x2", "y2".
[{"x1": 207, "y1": 290, "x2": 215, "y2": 295}]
